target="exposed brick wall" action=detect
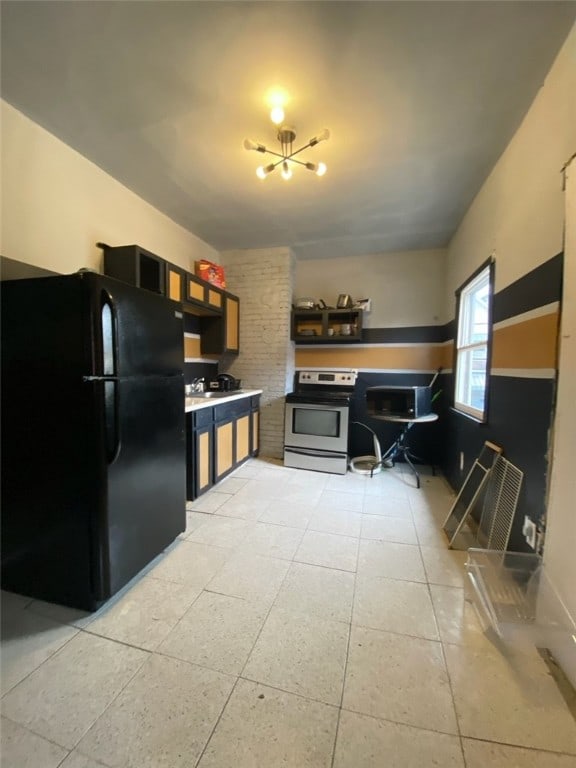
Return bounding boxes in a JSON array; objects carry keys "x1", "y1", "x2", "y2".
[{"x1": 220, "y1": 247, "x2": 295, "y2": 458}]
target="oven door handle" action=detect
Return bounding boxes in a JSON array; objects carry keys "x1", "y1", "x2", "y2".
[
  {"x1": 286, "y1": 399, "x2": 349, "y2": 408},
  {"x1": 284, "y1": 447, "x2": 346, "y2": 459}
]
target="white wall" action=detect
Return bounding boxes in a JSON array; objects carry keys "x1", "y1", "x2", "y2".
[
  {"x1": 444, "y1": 23, "x2": 576, "y2": 681},
  {"x1": 220, "y1": 247, "x2": 295, "y2": 459},
  {"x1": 296, "y1": 249, "x2": 447, "y2": 327},
  {"x1": 543, "y1": 159, "x2": 576, "y2": 686},
  {"x1": 1, "y1": 101, "x2": 220, "y2": 274},
  {"x1": 445, "y1": 23, "x2": 576, "y2": 303}
]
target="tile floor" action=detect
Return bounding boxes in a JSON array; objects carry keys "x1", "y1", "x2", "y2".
[{"x1": 2, "y1": 457, "x2": 576, "y2": 767}]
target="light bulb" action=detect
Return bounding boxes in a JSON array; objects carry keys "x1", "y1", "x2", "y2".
[
  {"x1": 281, "y1": 161, "x2": 292, "y2": 180},
  {"x1": 256, "y1": 163, "x2": 276, "y2": 179},
  {"x1": 244, "y1": 138, "x2": 266, "y2": 152},
  {"x1": 270, "y1": 106, "x2": 285, "y2": 125},
  {"x1": 309, "y1": 128, "x2": 330, "y2": 146},
  {"x1": 316, "y1": 162, "x2": 327, "y2": 177}
]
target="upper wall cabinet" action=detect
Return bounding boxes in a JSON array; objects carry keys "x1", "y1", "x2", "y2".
[
  {"x1": 101, "y1": 243, "x2": 239, "y2": 354},
  {"x1": 101, "y1": 244, "x2": 165, "y2": 296},
  {"x1": 201, "y1": 293, "x2": 239, "y2": 355},
  {"x1": 185, "y1": 273, "x2": 224, "y2": 316}
]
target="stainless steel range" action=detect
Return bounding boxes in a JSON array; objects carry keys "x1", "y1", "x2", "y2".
[{"x1": 284, "y1": 370, "x2": 357, "y2": 475}]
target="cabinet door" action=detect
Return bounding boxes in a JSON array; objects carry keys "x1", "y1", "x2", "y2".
[
  {"x1": 186, "y1": 274, "x2": 207, "y2": 305},
  {"x1": 195, "y1": 425, "x2": 214, "y2": 497},
  {"x1": 215, "y1": 419, "x2": 234, "y2": 481},
  {"x1": 250, "y1": 408, "x2": 260, "y2": 456},
  {"x1": 207, "y1": 287, "x2": 223, "y2": 311},
  {"x1": 225, "y1": 295, "x2": 239, "y2": 353},
  {"x1": 166, "y1": 264, "x2": 185, "y2": 303},
  {"x1": 235, "y1": 414, "x2": 250, "y2": 464}
]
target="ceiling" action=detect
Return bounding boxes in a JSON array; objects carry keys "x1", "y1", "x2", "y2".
[{"x1": 2, "y1": 2, "x2": 575, "y2": 260}]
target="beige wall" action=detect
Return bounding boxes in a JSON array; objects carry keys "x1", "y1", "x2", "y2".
[
  {"x1": 296, "y1": 248, "x2": 447, "y2": 327},
  {"x1": 1, "y1": 101, "x2": 220, "y2": 275},
  {"x1": 445, "y1": 23, "x2": 576, "y2": 304}
]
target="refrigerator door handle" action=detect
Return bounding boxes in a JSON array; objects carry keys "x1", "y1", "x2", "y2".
[
  {"x1": 101, "y1": 292, "x2": 121, "y2": 464},
  {"x1": 83, "y1": 375, "x2": 120, "y2": 382}
]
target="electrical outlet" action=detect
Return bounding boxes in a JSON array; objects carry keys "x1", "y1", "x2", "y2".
[
  {"x1": 459, "y1": 451, "x2": 464, "y2": 472},
  {"x1": 522, "y1": 516, "x2": 537, "y2": 549}
]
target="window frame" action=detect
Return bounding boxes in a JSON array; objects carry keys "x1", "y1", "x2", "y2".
[{"x1": 453, "y1": 258, "x2": 494, "y2": 422}]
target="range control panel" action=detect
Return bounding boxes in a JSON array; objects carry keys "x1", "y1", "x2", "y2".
[{"x1": 297, "y1": 370, "x2": 358, "y2": 388}]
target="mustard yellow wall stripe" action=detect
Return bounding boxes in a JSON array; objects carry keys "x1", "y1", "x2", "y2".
[
  {"x1": 492, "y1": 311, "x2": 559, "y2": 370},
  {"x1": 295, "y1": 345, "x2": 445, "y2": 371}
]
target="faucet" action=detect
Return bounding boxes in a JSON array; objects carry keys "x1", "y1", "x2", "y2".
[{"x1": 191, "y1": 376, "x2": 206, "y2": 393}]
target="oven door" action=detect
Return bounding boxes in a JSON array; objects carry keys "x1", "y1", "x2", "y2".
[{"x1": 284, "y1": 401, "x2": 349, "y2": 454}]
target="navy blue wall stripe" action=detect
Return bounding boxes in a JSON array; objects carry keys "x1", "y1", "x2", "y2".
[{"x1": 492, "y1": 252, "x2": 563, "y2": 324}]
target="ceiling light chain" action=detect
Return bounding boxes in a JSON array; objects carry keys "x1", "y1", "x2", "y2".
[{"x1": 244, "y1": 112, "x2": 329, "y2": 180}]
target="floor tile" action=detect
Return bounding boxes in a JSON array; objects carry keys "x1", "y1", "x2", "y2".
[
  {"x1": 243, "y1": 606, "x2": 349, "y2": 706},
  {"x1": 148, "y1": 540, "x2": 230, "y2": 587},
  {"x1": 216, "y1": 494, "x2": 271, "y2": 521},
  {"x1": 364, "y1": 471, "x2": 409, "y2": 498},
  {"x1": 213, "y1": 477, "x2": 249, "y2": 494},
  {"x1": 1, "y1": 632, "x2": 148, "y2": 749},
  {"x1": 1, "y1": 604, "x2": 79, "y2": 695},
  {"x1": 182, "y1": 510, "x2": 212, "y2": 535},
  {"x1": 333, "y1": 710, "x2": 464, "y2": 768},
  {"x1": 295, "y1": 530, "x2": 358, "y2": 572},
  {"x1": 0, "y1": 716, "x2": 69, "y2": 768},
  {"x1": 59, "y1": 753, "x2": 112, "y2": 768},
  {"x1": 258, "y1": 499, "x2": 315, "y2": 528},
  {"x1": 274, "y1": 562, "x2": 355, "y2": 623},
  {"x1": 429, "y1": 585, "x2": 493, "y2": 648},
  {"x1": 158, "y1": 591, "x2": 268, "y2": 675},
  {"x1": 462, "y1": 738, "x2": 576, "y2": 767},
  {"x1": 343, "y1": 626, "x2": 458, "y2": 734},
  {"x1": 420, "y1": 547, "x2": 468, "y2": 587},
  {"x1": 235, "y1": 522, "x2": 304, "y2": 559},
  {"x1": 445, "y1": 643, "x2": 576, "y2": 753},
  {"x1": 353, "y1": 576, "x2": 438, "y2": 640},
  {"x1": 186, "y1": 514, "x2": 254, "y2": 547},
  {"x1": 316, "y1": 490, "x2": 364, "y2": 512},
  {"x1": 360, "y1": 514, "x2": 418, "y2": 544},
  {"x1": 188, "y1": 491, "x2": 232, "y2": 513},
  {"x1": 77, "y1": 654, "x2": 234, "y2": 768},
  {"x1": 413, "y1": 517, "x2": 451, "y2": 548},
  {"x1": 362, "y1": 495, "x2": 413, "y2": 518},
  {"x1": 206, "y1": 552, "x2": 290, "y2": 604},
  {"x1": 197, "y1": 679, "x2": 339, "y2": 768},
  {"x1": 357, "y1": 540, "x2": 425, "y2": 582},
  {"x1": 1, "y1": 590, "x2": 32, "y2": 610},
  {"x1": 85, "y1": 576, "x2": 201, "y2": 651},
  {"x1": 308, "y1": 508, "x2": 363, "y2": 537},
  {"x1": 325, "y1": 473, "x2": 367, "y2": 493}
]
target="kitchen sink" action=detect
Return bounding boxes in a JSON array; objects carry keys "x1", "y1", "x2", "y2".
[{"x1": 187, "y1": 390, "x2": 246, "y2": 399}]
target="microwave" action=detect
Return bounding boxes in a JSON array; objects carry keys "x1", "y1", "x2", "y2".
[{"x1": 366, "y1": 385, "x2": 431, "y2": 419}]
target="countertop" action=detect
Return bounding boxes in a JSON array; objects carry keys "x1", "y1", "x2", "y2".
[{"x1": 185, "y1": 389, "x2": 262, "y2": 413}]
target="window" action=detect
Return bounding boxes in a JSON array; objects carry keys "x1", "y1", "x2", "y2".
[{"x1": 454, "y1": 262, "x2": 493, "y2": 420}]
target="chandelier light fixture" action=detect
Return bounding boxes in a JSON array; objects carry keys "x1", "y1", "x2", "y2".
[{"x1": 244, "y1": 107, "x2": 330, "y2": 180}]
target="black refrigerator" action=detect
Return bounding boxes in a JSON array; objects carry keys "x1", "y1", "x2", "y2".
[{"x1": 1, "y1": 271, "x2": 186, "y2": 610}]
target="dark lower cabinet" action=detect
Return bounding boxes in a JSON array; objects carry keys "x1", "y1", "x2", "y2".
[{"x1": 186, "y1": 395, "x2": 260, "y2": 500}]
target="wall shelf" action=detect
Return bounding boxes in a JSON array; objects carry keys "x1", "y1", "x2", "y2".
[{"x1": 291, "y1": 308, "x2": 363, "y2": 343}]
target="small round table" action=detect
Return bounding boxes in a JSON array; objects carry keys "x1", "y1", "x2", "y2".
[{"x1": 370, "y1": 412, "x2": 439, "y2": 488}]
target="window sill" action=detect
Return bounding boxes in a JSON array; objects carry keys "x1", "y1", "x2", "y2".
[{"x1": 449, "y1": 406, "x2": 487, "y2": 425}]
